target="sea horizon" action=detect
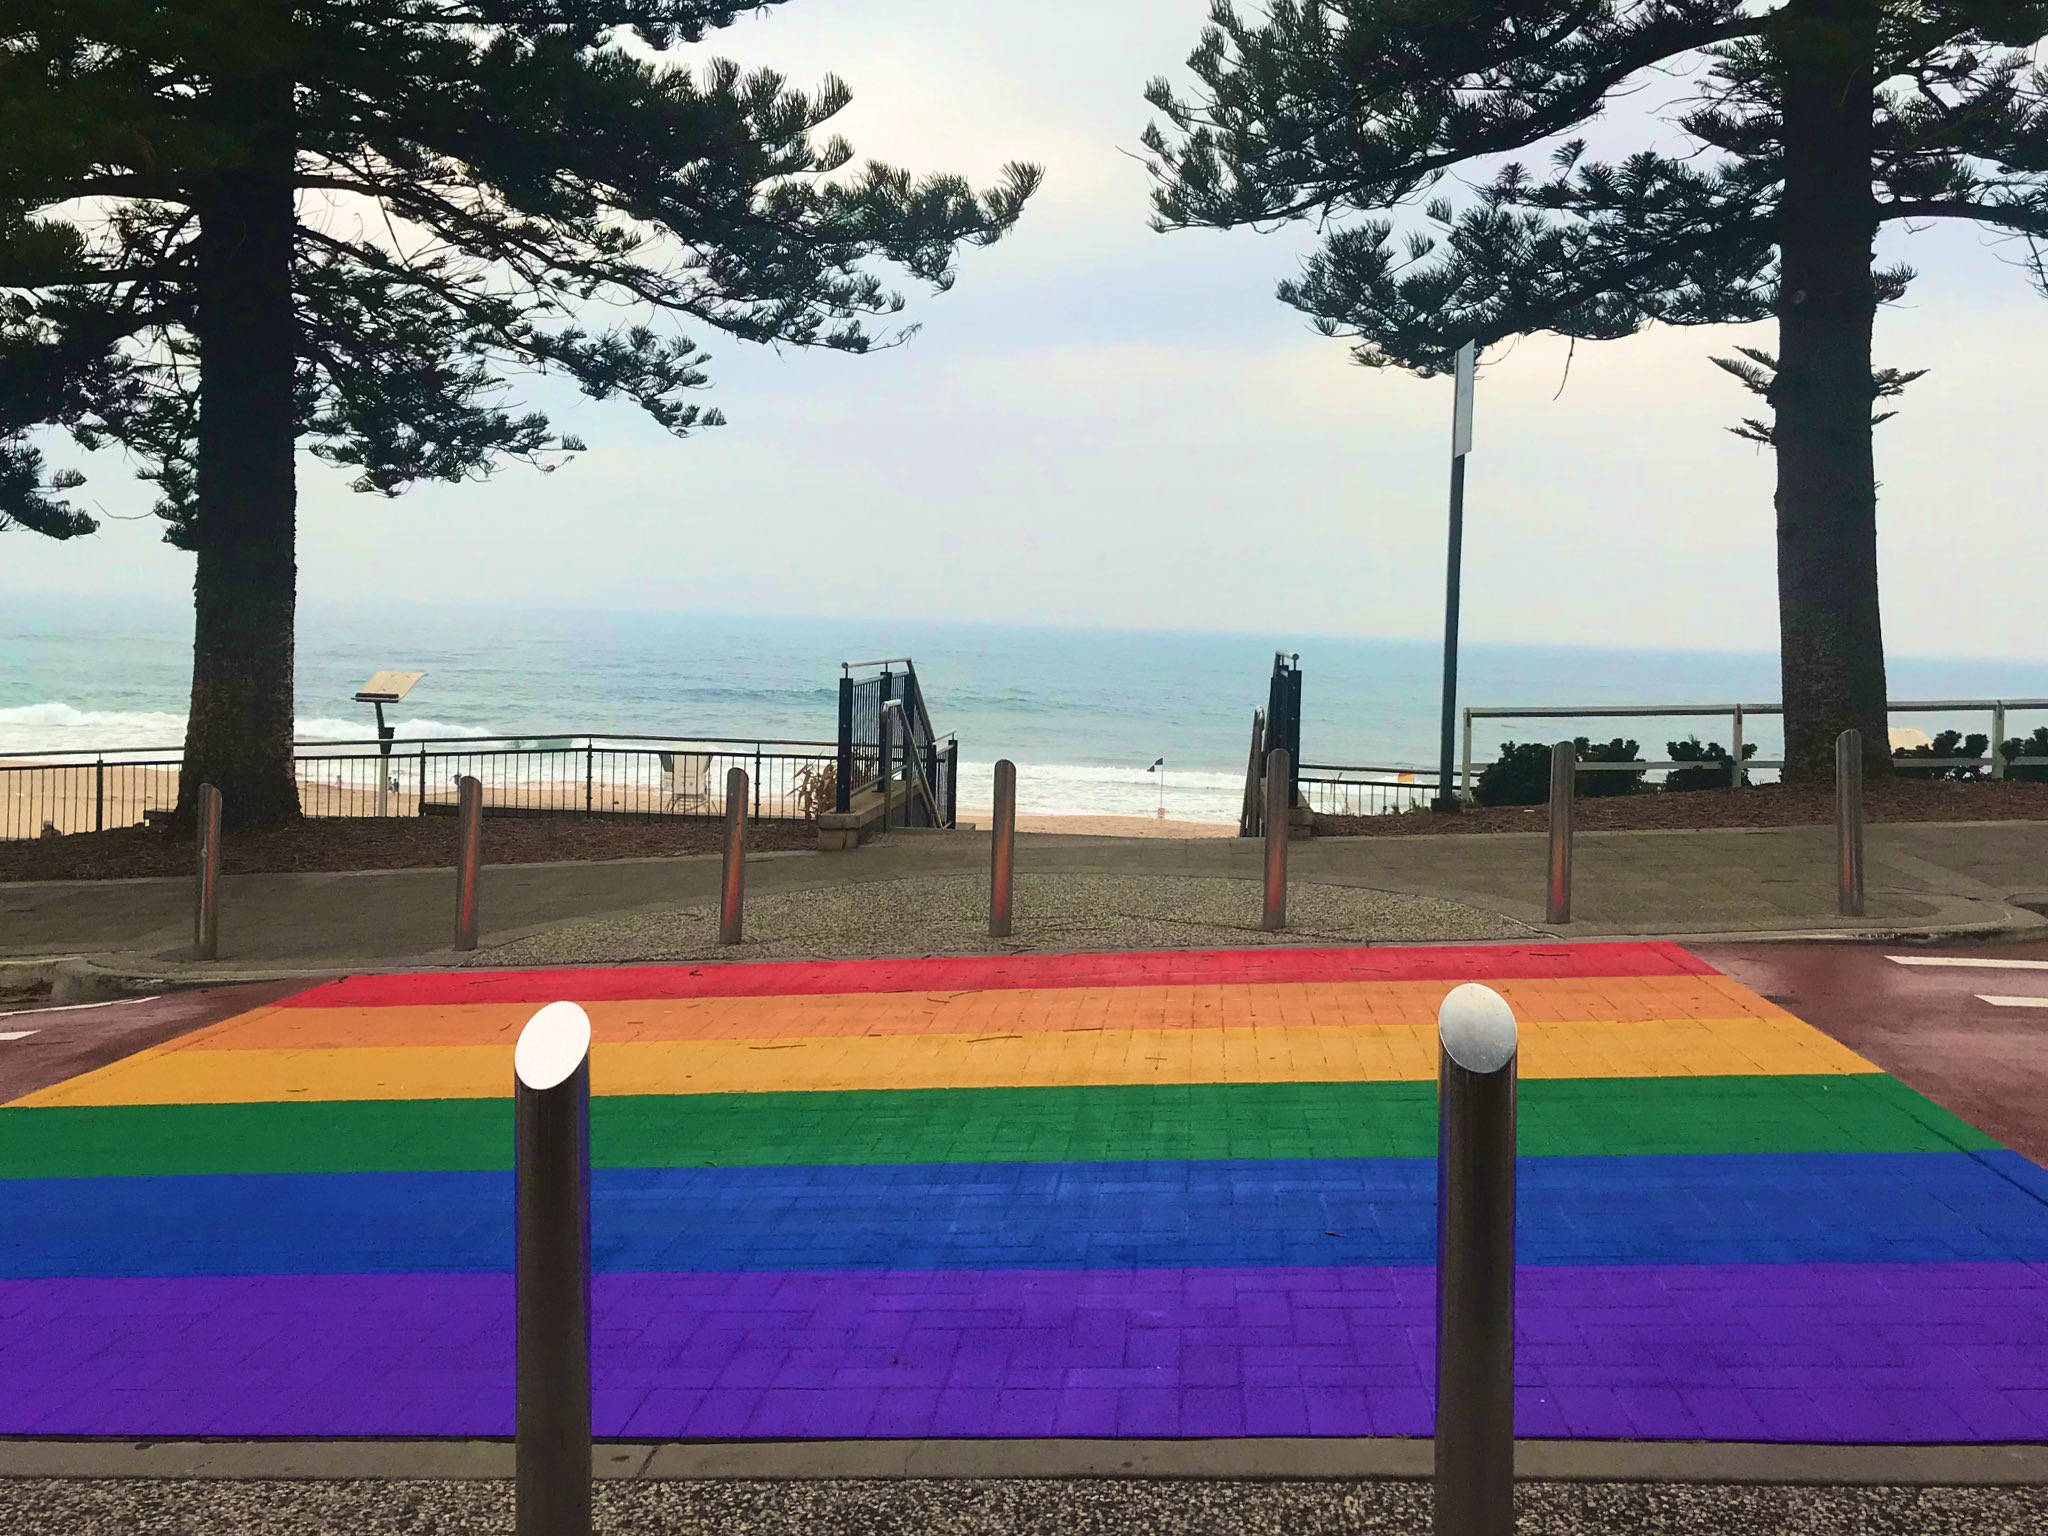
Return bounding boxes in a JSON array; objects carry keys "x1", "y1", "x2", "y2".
[{"x1": 9, "y1": 590, "x2": 2048, "y2": 821}]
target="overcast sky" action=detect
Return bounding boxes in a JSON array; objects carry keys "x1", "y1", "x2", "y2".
[{"x1": 10, "y1": 0, "x2": 2047, "y2": 658}]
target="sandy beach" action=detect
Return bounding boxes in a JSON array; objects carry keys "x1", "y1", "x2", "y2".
[
  {"x1": 5, "y1": 756, "x2": 807, "y2": 839},
  {"x1": 963, "y1": 810, "x2": 1237, "y2": 839},
  {"x1": 8, "y1": 760, "x2": 1235, "y2": 844}
]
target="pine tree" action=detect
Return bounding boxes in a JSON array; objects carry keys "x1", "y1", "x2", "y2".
[
  {"x1": 1143, "y1": 0, "x2": 2048, "y2": 782},
  {"x1": 3, "y1": 1, "x2": 1038, "y2": 824}
]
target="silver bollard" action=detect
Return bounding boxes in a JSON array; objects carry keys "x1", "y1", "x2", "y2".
[
  {"x1": 1262, "y1": 748, "x2": 1290, "y2": 931},
  {"x1": 719, "y1": 766, "x2": 748, "y2": 945},
  {"x1": 1435, "y1": 982, "x2": 1519, "y2": 1536},
  {"x1": 1546, "y1": 741, "x2": 1574, "y2": 925},
  {"x1": 515, "y1": 1001, "x2": 594, "y2": 1536},
  {"x1": 194, "y1": 782, "x2": 222, "y2": 961},
  {"x1": 1837, "y1": 728, "x2": 1865, "y2": 917},
  {"x1": 990, "y1": 759, "x2": 1016, "y2": 939},
  {"x1": 453, "y1": 774, "x2": 482, "y2": 952}
]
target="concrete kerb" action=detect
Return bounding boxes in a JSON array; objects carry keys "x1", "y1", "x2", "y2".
[
  {"x1": 17, "y1": 897, "x2": 2048, "y2": 1000},
  {"x1": 3, "y1": 1437, "x2": 2046, "y2": 1487}
]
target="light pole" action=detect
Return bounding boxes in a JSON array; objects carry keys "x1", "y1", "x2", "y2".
[{"x1": 1435, "y1": 340, "x2": 1477, "y2": 813}]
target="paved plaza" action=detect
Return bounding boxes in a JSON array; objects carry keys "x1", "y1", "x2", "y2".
[{"x1": 4, "y1": 941, "x2": 2048, "y2": 1444}]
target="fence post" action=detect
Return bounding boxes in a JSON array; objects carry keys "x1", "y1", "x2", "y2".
[
  {"x1": 194, "y1": 783, "x2": 222, "y2": 961},
  {"x1": 1262, "y1": 748, "x2": 1290, "y2": 931},
  {"x1": 720, "y1": 766, "x2": 748, "y2": 945},
  {"x1": 877, "y1": 695, "x2": 894, "y2": 832},
  {"x1": 1435, "y1": 982, "x2": 1518, "y2": 1536},
  {"x1": 1459, "y1": 710, "x2": 1474, "y2": 801},
  {"x1": 417, "y1": 743, "x2": 428, "y2": 816},
  {"x1": 991, "y1": 759, "x2": 1016, "y2": 939},
  {"x1": 1837, "y1": 729, "x2": 1865, "y2": 918},
  {"x1": 1991, "y1": 701, "x2": 2008, "y2": 780},
  {"x1": 1546, "y1": 741, "x2": 1574, "y2": 925},
  {"x1": 946, "y1": 743, "x2": 959, "y2": 830},
  {"x1": 753, "y1": 746, "x2": 763, "y2": 823},
  {"x1": 1729, "y1": 704, "x2": 1745, "y2": 790},
  {"x1": 453, "y1": 775, "x2": 482, "y2": 951},
  {"x1": 514, "y1": 1001, "x2": 593, "y2": 1536},
  {"x1": 584, "y1": 743, "x2": 594, "y2": 817},
  {"x1": 94, "y1": 757, "x2": 105, "y2": 832},
  {"x1": 836, "y1": 675, "x2": 854, "y2": 815}
]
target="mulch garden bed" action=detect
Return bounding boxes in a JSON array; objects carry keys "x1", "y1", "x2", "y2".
[
  {"x1": 0, "y1": 814, "x2": 817, "y2": 882},
  {"x1": 1316, "y1": 777, "x2": 2048, "y2": 838}
]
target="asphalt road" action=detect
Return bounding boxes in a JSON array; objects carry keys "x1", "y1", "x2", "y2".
[
  {"x1": 1699, "y1": 939, "x2": 2048, "y2": 1163},
  {"x1": 0, "y1": 981, "x2": 297, "y2": 1104}
]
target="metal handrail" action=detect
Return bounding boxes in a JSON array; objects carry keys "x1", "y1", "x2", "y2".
[
  {"x1": 1460, "y1": 697, "x2": 2048, "y2": 794},
  {"x1": 881, "y1": 699, "x2": 946, "y2": 827},
  {"x1": 843, "y1": 656, "x2": 915, "y2": 672},
  {"x1": 1464, "y1": 698, "x2": 2048, "y2": 719},
  {"x1": 0, "y1": 731, "x2": 841, "y2": 762}
]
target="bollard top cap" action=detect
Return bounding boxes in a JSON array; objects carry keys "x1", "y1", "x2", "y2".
[
  {"x1": 1438, "y1": 982, "x2": 1518, "y2": 1074},
  {"x1": 515, "y1": 1000, "x2": 591, "y2": 1090}
]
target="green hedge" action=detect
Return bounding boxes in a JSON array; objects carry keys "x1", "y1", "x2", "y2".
[
  {"x1": 1474, "y1": 738, "x2": 1646, "y2": 806},
  {"x1": 1665, "y1": 735, "x2": 1756, "y2": 792}
]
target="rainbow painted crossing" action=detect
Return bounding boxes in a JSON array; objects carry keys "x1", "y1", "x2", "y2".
[{"x1": 4, "y1": 941, "x2": 2048, "y2": 1442}]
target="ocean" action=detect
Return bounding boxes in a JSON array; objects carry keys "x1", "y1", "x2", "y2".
[{"x1": 7, "y1": 591, "x2": 2048, "y2": 822}]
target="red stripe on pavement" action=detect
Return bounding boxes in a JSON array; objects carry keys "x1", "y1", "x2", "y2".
[{"x1": 278, "y1": 941, "x2": 1713, "y2": 1008}]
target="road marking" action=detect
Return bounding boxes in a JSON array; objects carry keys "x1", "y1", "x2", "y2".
[
  {"x1": 0, "y1": 995, "x2": 160, "y2": 1021},
  {"x1": 0, "y1": 1031, "x2": 37, "y2": 1042},
  {"x1": 1976, "y1": 995, "x2": 2048, "y2": 1010},
  {"x1": 1887, "y1": 956, "x2": 2048, "y2": 971}
]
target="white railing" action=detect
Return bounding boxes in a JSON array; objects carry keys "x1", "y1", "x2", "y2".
[{"x1": 1458, "y1": 698, "x2": 2048, "y2": 795}]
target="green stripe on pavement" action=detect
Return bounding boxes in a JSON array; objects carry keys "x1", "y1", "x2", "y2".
[{"x1": 0, "y1": 1072, "x2": 1997, "y2": 1179}]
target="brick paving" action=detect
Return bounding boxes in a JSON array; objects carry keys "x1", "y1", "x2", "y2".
[{"x1": 5, "y1": 941, "x2": 2048, "y2": 1444}]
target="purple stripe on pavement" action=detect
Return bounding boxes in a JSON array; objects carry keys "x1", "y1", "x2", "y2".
[{"x1": 5, "y1": 1263, "x2": 2048, "y2": 1443}]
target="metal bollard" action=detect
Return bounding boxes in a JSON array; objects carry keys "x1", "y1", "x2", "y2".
[
  {"x1": 194, "y1": 782, "x2": 222, "y2": 961},
  {"x1": 1262, "y1": 748, "x2": 1290, "y2": 931},
  {"x1": 453, "y1": 774, "x2": 482, "y2": 952},
  {"x1": 719, "y1": 766, "x2": 748, "y2": 945},
  {"x1": 990, "y1": 759, "x2": 1016, "y2": 939},
  {"x1": 1836, "y1": 729, "x2": 1865, "y2": 918},
  {"x1": 514, "y1": 1001, "x2": 593, "y2": 1536},
  {"x1": 1546, "y1": 741, "x2": 1574, "y2": 925},
  {"x1": 1435, "y1": 982, "x2": 1519, "y2": 1536}
]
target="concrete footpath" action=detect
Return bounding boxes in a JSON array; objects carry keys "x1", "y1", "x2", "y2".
[{"x1": 3, "y1": 820, "x2": 2046, "y2": 982}]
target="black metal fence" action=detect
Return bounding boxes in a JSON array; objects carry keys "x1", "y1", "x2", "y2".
[
  {"x1": 1298, "y1": 763, "x2": 1438, "y2": 819},
  {"x1": 0, "y1": 734, "x2": 838, "y2": 841},
  {"x1": 1266, "y1": 653, "x2": 1304, "y2": 803},
  {"x1": 836, "y1": 659, "x2": 957, "y2": 828}
]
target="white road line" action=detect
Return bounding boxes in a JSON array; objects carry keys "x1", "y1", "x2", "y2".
[
  {"x1": 0, "y1": 994, "x2": 160, "y2": 1021},
  {"x1": 1887, "y1": 955, "x2": 2048, "y2": 971},
  {"x1": 0, "y1": 1031, "x2": 37, "y2": 1042},
  {"x1": 1976, "y1": 995, "x2": 2048, "y2": 1010}
]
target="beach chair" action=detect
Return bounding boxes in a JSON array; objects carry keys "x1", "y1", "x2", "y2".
[{"x1": 658, "y1": 751, "x2": 717, "y2": 815}]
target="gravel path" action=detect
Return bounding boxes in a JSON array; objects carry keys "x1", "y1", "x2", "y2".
[
  {"x1": 475, "y1": 872, "x2": 1534, "y2": 966},
  {"x1": 4, "y1": 1477, "x2": 2043, "y2": 1535}
]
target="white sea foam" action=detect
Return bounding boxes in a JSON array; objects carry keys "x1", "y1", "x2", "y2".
[
  {"x1": 953, "y1": 759, "x2": 1243, "y2": 822},
  {"x1": 0, "y1": 702, "x2": 490, "y2": 759}
]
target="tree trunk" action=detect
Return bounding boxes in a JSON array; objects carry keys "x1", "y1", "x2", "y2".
[
  {"x1": 1770, "y1": 0, "x2": 1890, "y2": 785},
  {"x1": 177, "y1": 72, "x2": 301, "y2": 829}
]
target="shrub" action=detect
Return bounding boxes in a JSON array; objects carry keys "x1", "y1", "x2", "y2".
[
  {"x1": 2001, "y1": 728, "x2": 2048, "y2": 784},
  {"x1": 1665, "y1": 735, "x2": 1757, "y2": 792},
  {"x1": 1894, "y1": 729, "x2": 1989, "y2": 781},
  {"x1": 1473, "y1": 737, "x2": 1645, "y2": 806}
]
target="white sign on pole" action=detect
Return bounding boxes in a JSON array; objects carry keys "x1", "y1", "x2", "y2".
[{"x1": 1451, "y1": 340, "x2": 1477, "y2": 459}]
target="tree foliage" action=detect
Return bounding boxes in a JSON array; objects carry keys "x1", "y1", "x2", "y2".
[
  {"x1": 1143, "y1": 0, "x2": 2048, "y2": 377},
  {"x1": 2, "y1": 0, "x2": 1042, "y2": 541}
]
